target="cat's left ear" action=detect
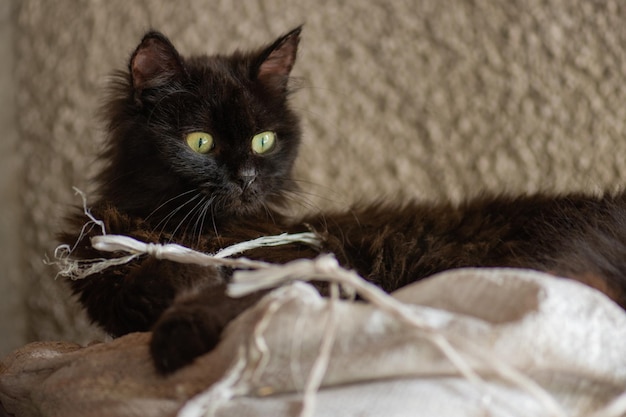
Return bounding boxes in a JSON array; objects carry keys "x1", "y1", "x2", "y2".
[
  {"x1": 130, "y1": 31, "x2": 185, "y2": 97},
  {"x1": 254, "y1": 26, "x2": 302, "y2": 91}
]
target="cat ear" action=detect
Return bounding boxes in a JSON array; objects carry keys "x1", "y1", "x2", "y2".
[
  {"x1": 254, "y1": 26, "x2": 302, "y2": 90},
  {"x1": 130, "y1": 31, "x2": 185, "y2": 94}
]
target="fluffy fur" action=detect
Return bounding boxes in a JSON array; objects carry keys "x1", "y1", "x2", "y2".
[{"x1": 60, "y1": 28, "x2": 626, "y2": 374}]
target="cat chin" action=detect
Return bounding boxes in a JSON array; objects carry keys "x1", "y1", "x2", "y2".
[
  {"x1": 215, "y1": 197, "x2": 265, "y2": 218},
  {"x1": 213, "y1": 186, "x2": 284, "y2": 218},
  {"x1": 220, "y1": 197, "x2": 287, "y2": 220}
]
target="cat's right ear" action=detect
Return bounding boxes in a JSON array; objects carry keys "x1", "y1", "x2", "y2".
[
  {"x1": 254, "y1": 26, "x2": 302, "y2": 92},
  {"x1": 130, "y1": 31, "x2": 185, "y2": 99}
]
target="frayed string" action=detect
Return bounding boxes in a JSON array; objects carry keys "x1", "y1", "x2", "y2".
[
  {"x1": 53, "y1": 232, "x2": 321, "y2": 281},
  {"x1": 47, "y1": 187, "x2": 109, "y2": 279}
]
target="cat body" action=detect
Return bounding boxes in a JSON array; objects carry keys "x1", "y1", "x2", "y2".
[{"x1": 60, "y1": 28, "x2": 626, "y2": 373}]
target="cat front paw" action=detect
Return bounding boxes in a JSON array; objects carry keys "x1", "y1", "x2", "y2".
[
  {"x1": 149, "y1": 287, "x2": 266, "y2": 374},
  {"x1": 149, "y1": 304, "x2": 224, "y2": 374}
]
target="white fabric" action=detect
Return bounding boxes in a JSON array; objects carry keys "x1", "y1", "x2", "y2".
[{"x1": 181, "y1": 268, "x2": 626, "y2": 417}]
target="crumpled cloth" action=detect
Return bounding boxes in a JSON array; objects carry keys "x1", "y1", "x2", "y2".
[{"x1": 1, "y1": 268, "x2": 625, "y2": 417}]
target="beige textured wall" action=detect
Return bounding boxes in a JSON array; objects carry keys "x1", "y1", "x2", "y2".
[
  {"x1": 0, "y1": 0, "x2": 23, "y2": 356},
  {"x1": 3, "y1": 0, "x2": 626, "y2": 354}
]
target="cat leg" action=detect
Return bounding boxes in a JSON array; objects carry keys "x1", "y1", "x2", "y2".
[
  {"x1": 60, "y1": 203, "x2": 222, "y2": 336},
  {"x1": 149, "y1": 283, "x2": 267, "y2": 374}
]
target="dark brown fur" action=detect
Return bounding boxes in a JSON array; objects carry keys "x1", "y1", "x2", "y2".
[{"x1": 59, "y1": 28, "x2": 626, "y2": 374}]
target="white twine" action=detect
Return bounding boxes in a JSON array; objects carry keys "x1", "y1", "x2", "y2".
[
  {"x1": 213, "y1": 233, "x2": 321, "y2": 259},
  {"x1": 53, "y1": 232, "x2": 321, "y2": 280}
]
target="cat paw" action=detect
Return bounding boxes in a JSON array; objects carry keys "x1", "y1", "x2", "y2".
[
  {"x1": 149, "y1": 305, "x2": 224, "y2": 374},
  {"x1": 149, "y1": 287, "x2": 266, "y2": 374}
]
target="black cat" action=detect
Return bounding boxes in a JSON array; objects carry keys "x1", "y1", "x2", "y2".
[{"x1": 59, "y1": 27, "x2": 626, "y2": 374}]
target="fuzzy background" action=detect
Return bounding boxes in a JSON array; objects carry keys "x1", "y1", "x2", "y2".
[{"x1": 2, "y1": 0, "x2": 626, "y2": 355}]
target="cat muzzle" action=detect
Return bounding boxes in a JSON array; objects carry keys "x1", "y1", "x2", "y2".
[{"x1": 239, "y1": 175, "x2": 256, "y2": 192}]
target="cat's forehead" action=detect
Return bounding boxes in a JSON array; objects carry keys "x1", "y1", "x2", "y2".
[
  {"x1": 185, "y1": 54, "x2": 253, "y2": 91},
  {"x1": 171, "y1": 56, "x2": 263, "y2": 136}
]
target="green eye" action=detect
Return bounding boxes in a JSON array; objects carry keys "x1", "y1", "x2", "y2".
[
  {"x1": 251, "y1": 131, "x2": 276, "y2": 154},
  {"x1": 186, "y1": 131, "x2": 214, "y2": 154}
]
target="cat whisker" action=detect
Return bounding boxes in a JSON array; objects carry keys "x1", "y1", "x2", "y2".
[
  {"x1": 274, "y1": 191, "x2": 319, "y2": 213},
  {"x1": 168, "y1": 194, "x2": 210, "y2": 243},
  {"x1": 260, "y1": 200, "x2": 278, "y2": 225},
  {"x1": 152, "y1": 194, "x2": 199, "y2": 228},
  {"x1": 177, "y1": 197, "x2": 208, "y2": 241},
  {"x1": 153, "y1": 193, "x2": 202, "y2": 237},
  {"x1": 280, "y1": 187, "x2": 331, "y2": 214},
  {"x1": 190, "y1": 198, "x2": 206, "y2": 244},
  {"x1": 280, "y1": 176, "x2": 346, "y2": 206},
  {"x1": 192, "y1": 196, "x2": 216, "y2": 247},
  {"x1": 283, "y1": 176, "x2": 331, "y2": 189},
  {"x1": 209, "y1": 202, "x2": 220, "y2": 242},
  {"x1": 146, "y1": 189, "x2": 198, "y2": 222}
]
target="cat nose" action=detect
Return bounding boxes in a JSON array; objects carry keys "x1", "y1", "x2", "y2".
[
  {"x1": 237, "y1": 168, "x2": 257, "y2": 192},
  {"x1": 239, "y1": 175, "x2": 256, "y2": 191}
]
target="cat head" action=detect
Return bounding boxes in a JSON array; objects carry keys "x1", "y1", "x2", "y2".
[{"x1": 99, "y1": 28, "x2": 302, "y2": 232}]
